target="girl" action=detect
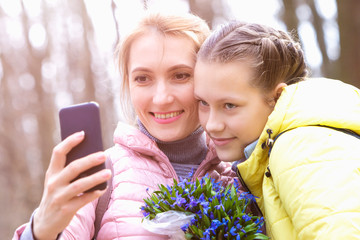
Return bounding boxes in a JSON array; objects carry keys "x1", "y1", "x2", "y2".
[{"x1": 194, "y1": 21, "x2": 360, "y2": 239}]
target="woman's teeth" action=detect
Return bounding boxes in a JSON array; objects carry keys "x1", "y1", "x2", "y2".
[{"x1": 154, "y1": 111, "x2": 182, "y2": 119}]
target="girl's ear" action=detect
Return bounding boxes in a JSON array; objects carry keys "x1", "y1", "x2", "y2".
[
  {"x1": 273, "y1": 82, "x2": 287, "y2": 103},
  {"x1": 268, "y1": 82, "x2": 287, "y2": 108}
]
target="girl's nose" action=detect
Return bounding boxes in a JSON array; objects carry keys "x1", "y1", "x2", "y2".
[{"x1": 205, "y1": 111, "x2": 225, "y2": 133}]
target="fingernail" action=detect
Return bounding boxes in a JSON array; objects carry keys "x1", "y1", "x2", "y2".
[
  {"x1": 76, "y1": 131, "x2": 85, "y2": 138},
  {"x1": 96, "y1": 152, "x2": 105, "y2": 160},
  {"x1": 102, "y1": 169, "x2": 111, "y2": 178}
]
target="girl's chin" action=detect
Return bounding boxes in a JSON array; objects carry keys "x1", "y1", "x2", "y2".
[{"x1": 217, "y1": 151, "x2": 243, "y2": 162}]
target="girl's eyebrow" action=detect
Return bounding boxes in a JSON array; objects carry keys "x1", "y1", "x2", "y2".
[{"x1": 193, "y1": 93, "x2": 201, "y2": 99}]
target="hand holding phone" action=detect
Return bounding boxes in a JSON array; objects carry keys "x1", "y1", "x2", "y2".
[{"x1": 59, "y1": 102, "x2": 107, "y2": 192}]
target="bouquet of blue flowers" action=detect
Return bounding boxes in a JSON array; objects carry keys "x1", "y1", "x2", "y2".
[{"x1": 140, "y1": 175, "x2": 268, "y2": 240}]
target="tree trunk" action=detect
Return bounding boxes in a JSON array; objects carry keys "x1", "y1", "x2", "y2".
[
  {"x1": 336, "y1": 0, "x2": 360, "y2": 88},
  {"x1": 280, "y1": 0, "x2": 301, "y2": 42}
]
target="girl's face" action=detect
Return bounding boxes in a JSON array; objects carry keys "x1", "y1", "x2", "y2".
[
  {"x1": 128, "y1": 32, "x2": 199, "y2": 141},
  {"x1": 194, "y1": 60, "x2": 275, "y2": 162}
]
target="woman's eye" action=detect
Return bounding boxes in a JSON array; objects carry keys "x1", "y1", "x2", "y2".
[
  {"x1": 174, "y1": 73, "x2": 191, "y2": 81},
  {"x1": 225, "y1": 103, "x2": 237, "y2": 109},
  {"x1": 134, "y1": 75, "x2": 148, "y2": 83}
]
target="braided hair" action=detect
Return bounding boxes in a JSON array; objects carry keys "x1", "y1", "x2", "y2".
[{"x1": 197, "y1": 21, "x2": 308, "y2": 92}]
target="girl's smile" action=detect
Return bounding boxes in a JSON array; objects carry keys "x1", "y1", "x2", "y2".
[
  {"x1": 210, "y1": 136, "x2": 237, "y2": 146},
  {"x1": 194, "y1": 60, "x2": 275, "y2": 162}
]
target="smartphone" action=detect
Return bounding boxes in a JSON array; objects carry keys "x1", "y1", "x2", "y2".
[{"x1": 59, "y1": 102, "x2": 107, "y2": 192}]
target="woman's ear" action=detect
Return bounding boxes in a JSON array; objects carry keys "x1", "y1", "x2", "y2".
[{"x1": 273, "y1": 82, "x2": 287, "y2": 103}]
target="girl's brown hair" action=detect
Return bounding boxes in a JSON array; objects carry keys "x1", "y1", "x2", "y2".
[
  {"x1": 197, "y1": 21, "x2": 308, "y2": 92},
  {"x1": 116, "y1": 12, "x2": 210, "y2": 124}
]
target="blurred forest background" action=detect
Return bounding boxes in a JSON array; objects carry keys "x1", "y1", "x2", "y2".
[{"x1": 1, "y1": 0, "x2": 359, "y2": 238}]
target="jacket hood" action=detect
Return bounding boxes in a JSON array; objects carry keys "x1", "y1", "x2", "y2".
[
  {"x1": 267, "y1": 78, "x2": 360, "y2": 137},
  {"x1": 238, "y1": 78, "x2": 360, "y2": 211}
]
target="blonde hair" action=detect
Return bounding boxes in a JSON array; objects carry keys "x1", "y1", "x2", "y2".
[
  {"x1": 116, "y1": 12, "x2": 210, "y2": 124},
  {"x1": 197, "y1": 21, "x2": 308, "y2": 92}
]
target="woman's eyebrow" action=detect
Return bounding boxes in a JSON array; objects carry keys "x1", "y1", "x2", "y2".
[{"x1": 131, "y1": 67, "x2": 151, "y2": 73}]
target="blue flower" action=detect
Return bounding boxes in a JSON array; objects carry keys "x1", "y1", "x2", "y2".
[
  {"x1": 202, "y1": 227, "x2": 214, "y2": 240},
  {"x1": 187, "y1": 168, "x2": 195, "y2": 178},
  {"x1": 199, "y1": 194, "x2": 209, "y2": 208},
  {"x1": 242, "y1": 214, "x2": 252, "y2": 222},
  {"x1": 240, "y1": 192, "x2": 257, "y2": 203},
  {"x1": 229, "y1": 226, "x2": 238, "y2": 236},
  {"x1": 190, "y1": 217, "x2": 197, "y2": 225},
  {"x1": 181, "y1": 223, "x2": 189, "y2": 232},
  {"x1": 221, "y1": 218, "x2": 229, "y2": 226},
  {"x1": 141, "y1": 175, "x2": 269, "y2": 240},
  {"x1": 211, "y1": 219, "x2": 223, "y2": 230},
  {"x1": 186, "y1": 196, "x2": 198, "y2": 210},
  {"x1": 172, "y1": 192, "x2": 187, "y2": 207},
  {"x1": 215, "y1": 203, "x2": 224, "y2": 211}
]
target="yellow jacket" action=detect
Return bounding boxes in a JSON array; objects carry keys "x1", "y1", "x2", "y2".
[{"x1": 237, "y1": 78, "x2": 360, "y2": 239}]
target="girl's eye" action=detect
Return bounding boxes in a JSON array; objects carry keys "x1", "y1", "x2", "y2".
[
  {"x1": 199, "y1": 100, "x2": 209, "y2": 107},
  {"x1": 225, "y1": 103, "x2": 237, "y2": 109},
  {"x1": 134, "y1": 75, "x2": 149, "y2": 83},
  {"x1": 174, "y1": 73, "x2": 191, "y2": 81}
]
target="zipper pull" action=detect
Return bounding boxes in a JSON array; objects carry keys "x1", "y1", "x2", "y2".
[
  {"x1": 265, "y1": 166, "x2": 272, "y2": 177},
  {"x1": 262, "y1": 128, "x2": 274, "y2": 149}
]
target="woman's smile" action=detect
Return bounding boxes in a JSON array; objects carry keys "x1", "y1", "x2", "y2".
[
  {"x1": 151, "y1": 110, "x2": 184, "y2": 124},
  {"x1": 128, "y1": 32, "x2": 199, "y2": 141}
]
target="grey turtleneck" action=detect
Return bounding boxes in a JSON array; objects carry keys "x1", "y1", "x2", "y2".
[{"x1": 137, "y1": 120, "x2": 207, "y2": 179}]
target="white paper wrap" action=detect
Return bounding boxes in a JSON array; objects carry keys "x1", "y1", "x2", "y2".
[{"x1": 142, "y1": 210, "x2": 195, "y2": 240}]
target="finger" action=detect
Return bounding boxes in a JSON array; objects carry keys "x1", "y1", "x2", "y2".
[
  {"x1": 65, "y1": 188, "x2": 109, "y2": 216},
  {"x1": 48, "y1": 131, "x2": 85, "y2": 173},
  {"x1": 64, "y1": 168, "x2": 111, "y2": 199},
  {"x1": 60, "y1": 151, "x2": 107, "y2": 184},
  {"x1": 33, "y1": 187, "x2": 108, "y2": 239}
]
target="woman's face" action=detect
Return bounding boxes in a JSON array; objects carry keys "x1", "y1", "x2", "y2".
[
  {"x1": 194, "y1": 60, "x2": 275, "y2": 162},
  {"x1": 128, "y1": 32, "x2": 199, "y2": 141}
]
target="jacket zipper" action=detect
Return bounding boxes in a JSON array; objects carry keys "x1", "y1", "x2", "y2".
[{"x1": 236, "y1": 168, "x2": 264, "y2": 219}]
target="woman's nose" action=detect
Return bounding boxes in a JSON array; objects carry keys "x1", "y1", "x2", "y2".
[{"x1": 152, "y1": 81, "x2": 174, "y2": 104}]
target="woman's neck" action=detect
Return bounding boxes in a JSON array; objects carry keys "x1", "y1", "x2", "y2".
[{"x1": 137, "y1": 120, "x2": 207, "y2": 175}]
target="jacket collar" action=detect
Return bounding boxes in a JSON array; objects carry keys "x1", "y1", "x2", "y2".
[{"x1": 113, "y1": 121, "x2": 220, "y2": 166}]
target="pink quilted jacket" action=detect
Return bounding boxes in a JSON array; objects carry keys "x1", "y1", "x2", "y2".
[{"x1": 13, "y1": 122, "x2": 236, "y2": 240}]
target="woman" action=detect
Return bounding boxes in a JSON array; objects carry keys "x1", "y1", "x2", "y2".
[
  {"x1": 13, "y1": 12, "x2": 236, "y2": 240},
  {"x1": 194, "y1": 21, "x2": 360, "y2": 239}
]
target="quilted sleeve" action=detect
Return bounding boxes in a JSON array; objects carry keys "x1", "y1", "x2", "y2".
[
  {"x1": 269, "y1": 126, "x2": 360, "y2": 239},
  {"x1": 61, "y1": 200, "x2": 98, "y2": 239}
]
